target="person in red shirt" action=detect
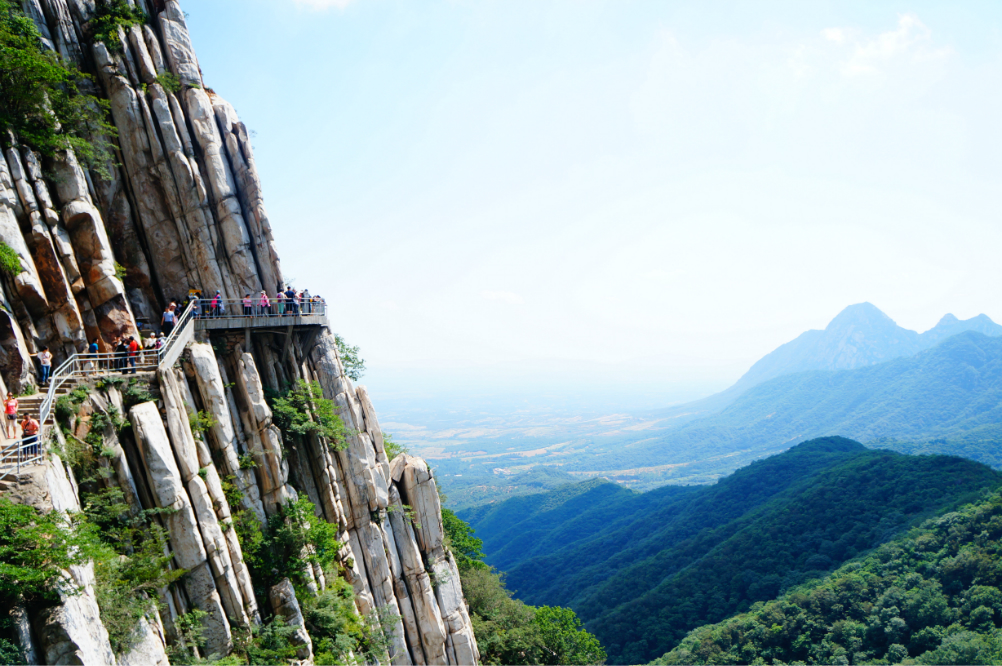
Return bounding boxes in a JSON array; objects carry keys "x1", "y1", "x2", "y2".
[
  {"x1": 127, "y1": 335, "x2": 140, "y2": 374},
  {"x1": 20, "y1": 412, "x2": 39, "y2": 455}
]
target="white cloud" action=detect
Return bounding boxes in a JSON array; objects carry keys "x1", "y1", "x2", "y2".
[
  {"x1": 840, "y1": 14, "x2": 946, "y2": 76},
  {"x1": 481, "y1": 290, "x2": 524, "y2": 305},
  {"x1": 821, "y1": 28, "x2": 845, "y2": 44},
  {"x1": 291, "y1": 0, "x2": 354, "y2": 10}
]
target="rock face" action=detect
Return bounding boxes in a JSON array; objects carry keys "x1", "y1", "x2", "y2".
[{"x1": 0, "y1": 1, "x2": 479, "y2": 665}]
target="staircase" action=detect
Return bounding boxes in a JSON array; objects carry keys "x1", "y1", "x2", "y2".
[{"x1": 0, "y1": 301, "x2": 196, "y2": 481}]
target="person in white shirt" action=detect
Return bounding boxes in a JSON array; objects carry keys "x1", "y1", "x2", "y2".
[{"x1": 31, "y1": 347, "x2": 52, "y2": 385}]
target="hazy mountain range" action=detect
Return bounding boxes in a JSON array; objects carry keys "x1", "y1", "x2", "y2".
[
  {"x1": 419, "y1": 304, "x2": 1002, "y2": 506},
  {"x1": 659, "y1": 303, "x2": 1002, "y2": 417}
]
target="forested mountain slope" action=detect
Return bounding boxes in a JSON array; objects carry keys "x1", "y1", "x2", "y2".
[
  {"x1": 569, "y1": 331, "x2": 1002, "y2": 481},
  {"x1": 462, "y1": 438, "x2": 1002, "y2": 664},
  {"x1": 653, "y1": 489, "x2": 1002, "y2": 666}
]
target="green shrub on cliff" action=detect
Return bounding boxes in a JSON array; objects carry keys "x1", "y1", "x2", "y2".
[
  {"x1": 270, "y1": 379, "x2": 348, "y2": 449},
  {"x1": 333, "y1": 334, "x2": 365, "y2": 382},
  {"x1": 0, "y1": 498, "x2": 84, "y2": 605},
  {"x1": 89, "y1": 0, "x2": 146, "y2": 51},
  {"x1": 0, "y1": 242, "x2": 22, "y2": 276},
  {"x1": 0, "y1": 0, "x2": 115, "y2": 170}
]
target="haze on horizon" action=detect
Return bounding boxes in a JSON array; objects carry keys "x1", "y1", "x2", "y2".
[{"x1": 187, "y1": 0, "x2": 1002, "y2": 411}]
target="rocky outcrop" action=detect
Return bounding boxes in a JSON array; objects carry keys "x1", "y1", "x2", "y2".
[{"x1": 0, "y1": 0, "x2": 480, "y2": 664}]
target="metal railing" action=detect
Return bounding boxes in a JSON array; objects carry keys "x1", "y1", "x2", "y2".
[
  {"x1": 0, "y1": 301, "x2": 197, "y2": 478},
  {"x1": 190, "y1": 297, "x2": 327, "y2": 320},
  {"x1": 0, "y1": 435, "x2": 41, "y2": 478}
]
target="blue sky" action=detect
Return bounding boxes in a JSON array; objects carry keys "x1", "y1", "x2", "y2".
[{"x1": 186, "y1": 1, "x2": 1002, "y2": 410}]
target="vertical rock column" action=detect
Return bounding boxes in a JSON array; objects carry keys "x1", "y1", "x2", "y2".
[
  {"x1": 188, "y1": 341, "x2": 266, "y2": 524},
  {"x1": 159, "y1": 368, "x2": 250, "y2": 628},
  {"x1": 392, "y1": 455, "x2": 480, "y2": 666},
  {"x1": 50, "y1": 150, "x2": 139, "y2": 342},
  {"x1": 130, "y1": 401, "x2": 233, "y2": 655}
]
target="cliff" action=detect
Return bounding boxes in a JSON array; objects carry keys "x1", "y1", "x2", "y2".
[{"x1": 0, "y1": 1, "x2": 478, "y2": 664}]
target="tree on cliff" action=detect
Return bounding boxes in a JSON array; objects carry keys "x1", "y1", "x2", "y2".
[{"x1": 0, "y1": 0, "x2": 115, "y2": 169}]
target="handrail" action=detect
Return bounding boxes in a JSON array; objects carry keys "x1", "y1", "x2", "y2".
[
  {"x1": 0, "y1": 301, "x2": 197, "y2": 477},
  {"x1": 193, "y1": 297, "x2": 327, "y2": 319}
]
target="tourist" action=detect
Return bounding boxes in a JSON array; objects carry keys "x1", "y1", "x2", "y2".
[
  {"x1": 127, "y1": 335, "x2": 140, "y2": 374},
  {"x1": 156, "y1": 333, "x2": 166, "y2": 351},
  {"x1": 162, "y1": 303, "x2": 177, "y2": 336},
  {"x1": 276, "y1": 289, "x2": 285, "y2": 315},
  {"x1": 211, "y1": 290, "x2": 221, "y2": 318},
  {"x1": 144, "y1": 331, "x2": 157, "y2": 363},
  {"x1": 302, "y1": 289, "x2": 311, "y2": 314},
  {"x1": 84, "y1": 337, "x2": 99, "y2": 370},
  {"x1": 4, "y1": 392, "x2": 17, "y2": 439},
  {"x1": 285, "y1": 286, "x2": 299, "y2": 315},
  {"x1": 242, "y1": 294, "x2": 253, "y2": 316},
  {"x1": 30, "y1": 347, "x2": 52, "y2": 385},
  {"x1": 116, "y1": 338, "x2": 128, "y2": 374},
  {"x1": 20, "y1": 412, "x2": 39, "y2": 456},
  {"x1": 258, "y1": 290, "x2": 271, "y2": 316}
]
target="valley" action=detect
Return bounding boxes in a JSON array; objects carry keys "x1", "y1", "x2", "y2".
[{"x1": 393, "y1": 307, "x2": 1002, "y2": 508}]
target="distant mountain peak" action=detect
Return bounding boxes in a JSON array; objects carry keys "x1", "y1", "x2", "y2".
[
  {"x1": 709, "y1": 304, "x2": 1002, "y2": 410},
  {"x1": 826, "y1": 302, "x2": 897, "y2": 331}
]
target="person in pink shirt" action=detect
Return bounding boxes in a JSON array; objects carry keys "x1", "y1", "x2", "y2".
[
  {"x1": 258, "y1": 291, "x2": 271, "y2": 316},
  {"x1": 4, "y1": 392, "x2": 18, "y2": 438}
]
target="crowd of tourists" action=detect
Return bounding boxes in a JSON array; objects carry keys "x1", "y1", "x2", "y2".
[{"x1": 172, "y1": 285, "x2": 326, "y2": 320}]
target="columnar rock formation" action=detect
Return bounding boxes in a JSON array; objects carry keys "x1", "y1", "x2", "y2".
[{"x1": 0, "y1": 1, "x2": 479, "y2": 664}]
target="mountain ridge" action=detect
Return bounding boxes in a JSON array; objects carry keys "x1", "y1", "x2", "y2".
[
  {"x1": 461, "y1": 438, "x2": 1002, "y2": 664},
  {"x1": 652, "y1": 303, "x2": 1002, "y2": 420}
]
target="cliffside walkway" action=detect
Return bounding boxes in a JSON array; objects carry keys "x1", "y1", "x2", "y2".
[
  {"x1": 191, "y1": 298, "x2": 329, "y2": 330},
  {"x1": 0, "y1": 301, "x2": 197, "y2": 480}
]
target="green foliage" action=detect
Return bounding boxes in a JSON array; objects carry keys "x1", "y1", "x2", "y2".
[
  {"x1": 238, "y1": 496, "x2": 342, "y2": 594},
  {"x1": 462, "y1": 438, "x2": 1002, "y2": 664},
  {"x1": 334, "y1": 334, "x2": 365, "y2": 382},
  {"x1": 305, "y1": 578, "x2": 395, "y2": 665},
  {"x1": 189, "y1": 409, "x2": 217, "y2": 437},
  {"x1": 442, "y1": 507, "x2": 486, "y2": 571},
  {"x1": 534, "y1": 606, "x2": 608, "y2": 666},
  {"x1": 113, "y1": 261, "x2": 127, "y2": 280},
  {"x1": 445, "y1": 508, "x2": 606, "y2": 664},
  {"x1": 122, "y1": 378, "x2": 154, "y2": 410},
  {"x1": 238, "y1": 452, "x2": 257, "y2": 469},
  {"x1": 78, "y1": 486, "x2": 185, "y2": 655},
  {"x1": 166, "y1": 609, "x2": 209, "y2": 664},
  {"x1": 270, "y1": 379, "x2": 347, "y2": 449},
  {"x1": 0, "y1": 241, "x2": 22, "y2": 276},
  {"x1": 383, "y1": 432, "x2": 407, "y2": 460},
  {"x1": 0, "y1": 498, "x2": 85, "y2": 605},
  {"x1": 89, "y1": 0, "x2": 146, "y2": 50},
  {"x1": 95, "y1": 375, "x2": 125, "y2": 390},
  {"x1": 654, "y1": 489, "x2": 1002, "y2": 666},
  {"x1": 0, "y1": 0, "x2": 116, "y2": 170},
  {"x1": 0, "y1": 636, "x2": 25, "y2": 665},
  {"x1": 246, "y1": 616, "x2": 299, "y2": 665},
  {"x1": 153, "y1": 71, "x2": 181, "y2": 93},
  {"x1": 54, "y1": 394, "x2": 77, "y2": 428}
]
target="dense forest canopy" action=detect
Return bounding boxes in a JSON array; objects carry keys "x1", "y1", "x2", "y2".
[
  {"x1": 463, "y1": 438, "x2": 1002, "y2": 663},
  {"x1": 653, "y1": 488, "x2": 1002, "y2": 665}
]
